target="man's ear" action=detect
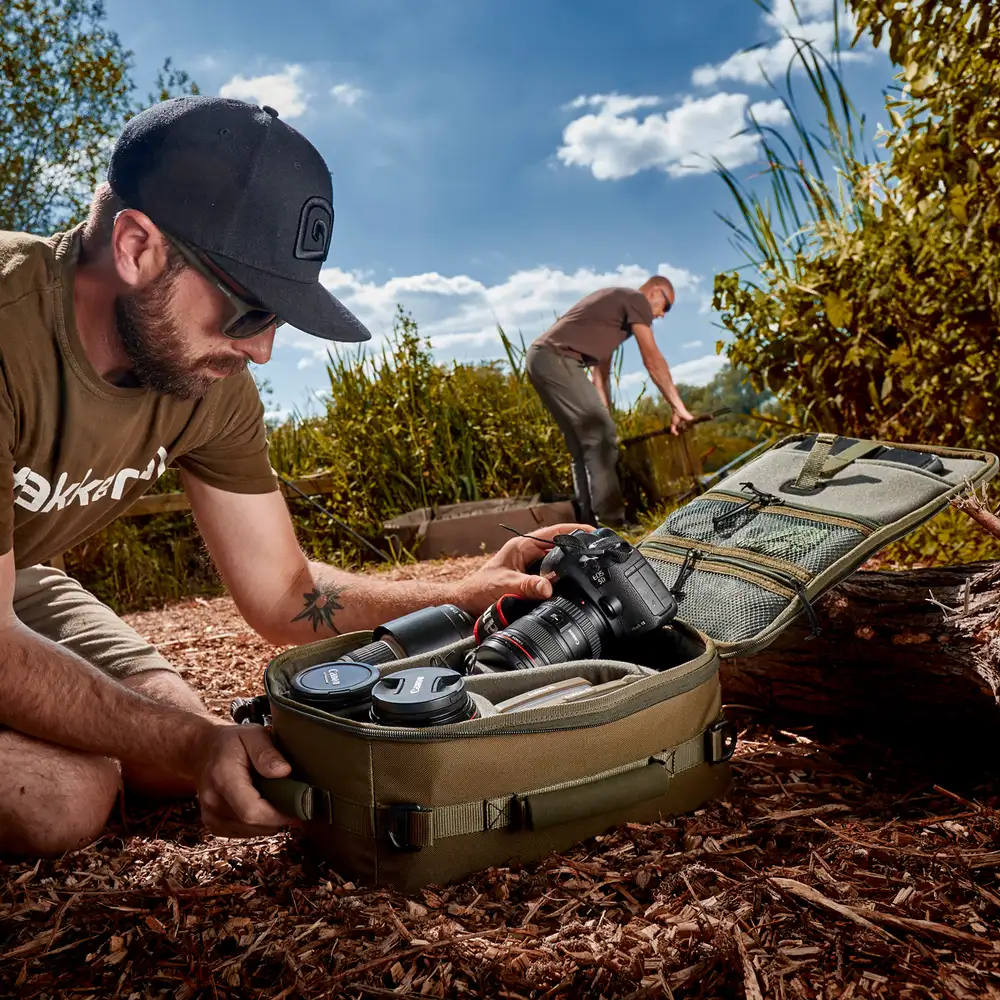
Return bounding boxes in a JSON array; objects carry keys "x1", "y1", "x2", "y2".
[{"x1": 111, "y1": 209, "x2": 171, "y2": 291}]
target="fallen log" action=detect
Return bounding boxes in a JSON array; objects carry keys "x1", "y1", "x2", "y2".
[{"x1": 721, "y1": 561, "x2": 1000, "y2": 735}]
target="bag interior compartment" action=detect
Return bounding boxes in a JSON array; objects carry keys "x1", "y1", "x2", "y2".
[{"x1": 264, "y1": 619, "x2": 717, "y2": 736}]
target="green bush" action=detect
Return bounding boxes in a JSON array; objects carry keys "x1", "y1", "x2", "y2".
[{"x1": 64, "y1": 309, "x2": 766, "y2": 610}]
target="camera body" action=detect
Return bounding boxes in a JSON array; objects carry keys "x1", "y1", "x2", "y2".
[
  {"x1": 472, "y1": 527, "x2": 678, "y2": 671},
  {"x1": 539, "y1": 526, "x2": 677, "y2": 640}
]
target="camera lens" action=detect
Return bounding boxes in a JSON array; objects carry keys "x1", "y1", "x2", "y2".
[
  {"x1": 370, "y1": 666, "x2": 478, "y2": 727},
  {"x1": 289, "y1": 661, "x2": 380, "y2": 718},
  {"x1": 473, "y1": 595, "x2": 606, "y2": 671},
  {"x1": 339, "y1": 604, "x2": 474, "y2": 667}
]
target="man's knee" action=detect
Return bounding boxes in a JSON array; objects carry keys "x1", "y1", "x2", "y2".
[
  {"x1": 0, "y1": 732, "x2": 120, "y2": 857},
  {"x1": 578, "y1": 412, "x2": 618, "y2": 456}
]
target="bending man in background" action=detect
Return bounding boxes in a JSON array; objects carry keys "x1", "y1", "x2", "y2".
[{"x1": 526, "y1": 277, "x2": 694, "y2": 528}]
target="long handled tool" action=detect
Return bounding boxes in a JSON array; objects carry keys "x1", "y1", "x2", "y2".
[{"x1": 618, "y1": 407, "x2": 731, "y2": 448}]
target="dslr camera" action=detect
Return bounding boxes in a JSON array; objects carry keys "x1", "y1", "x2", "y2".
[
  {"x1": 240, "y1": 527, "x2": 679, "y2": 731},
  {"x1": 470, "y1": 526, "x2": 678, "y2": 672}
]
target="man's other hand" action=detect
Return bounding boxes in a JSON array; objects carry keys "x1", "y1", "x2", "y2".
[
  {"x1": 457, "y1": 521, "x2": 595, "y2": 611},
  {"x1": 193, "y1": 722, "x2": 297, "y2": 838}
]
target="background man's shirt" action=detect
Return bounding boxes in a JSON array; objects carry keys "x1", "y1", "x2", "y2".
[
  {"x1": 534, "y1": 287, "x2": 654, "y2": 365},
  {"x1": 0, "y1": 227, "x2": 278, "y2": 568}
]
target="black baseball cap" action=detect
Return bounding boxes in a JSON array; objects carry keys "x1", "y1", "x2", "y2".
[{"x1": 107, "y1": 95, "x2": 371, "y2": 343}]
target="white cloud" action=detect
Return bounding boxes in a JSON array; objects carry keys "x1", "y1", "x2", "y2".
[
  {"x1": 566, "y1": 93, "x2": 663, "y2": 116},
  {"x1": 672, "y1": 354, "x2": 728, "y2": 384},
  {"x1": 657, "y1": 263, "x2": 701, "y2": 296},
  {"x1": 556, "y1": 92, "x2": 791, "y2": 180},
  {"x1": 331, "y1": 83, "x2": 367, "y2": 107},
  {"x1": 286, "y1": 261, "x2": 704, "y2": 363},
  {"x1": 219, "y1": 64, "x2": 308, "y2": 118},
  {"x1": 297, "y1": 357, "x2": 315, "y2": 370},
  {"x1": 692, "y1": 0, "x2": 864, "y2": 88},
  {"x1": 615, "y1": 353, "x2": 726, "y2": 400},
  {"x1": 682, "y1": 339, "x2": 703, "y2": 350}
]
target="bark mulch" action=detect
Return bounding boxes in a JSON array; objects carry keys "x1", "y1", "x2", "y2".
[{"x1": 3, "y1": 557, "x2": 1000, "y2": 999}]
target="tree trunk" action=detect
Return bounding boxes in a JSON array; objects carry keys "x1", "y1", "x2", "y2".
[{"x1": 721, "y1": 562, "x2": 1000, "y2": 735}]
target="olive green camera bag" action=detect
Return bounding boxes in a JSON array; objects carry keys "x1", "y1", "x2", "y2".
[{"x1": 255, "y1": 433, "x2": 997, "y2": 891}]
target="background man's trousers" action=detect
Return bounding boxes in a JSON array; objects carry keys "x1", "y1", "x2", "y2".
[{"x1": 526, "y1": 342, "x2": 625, "y2": 526}]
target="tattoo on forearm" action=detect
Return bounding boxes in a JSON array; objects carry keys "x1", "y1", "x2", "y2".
[{"x1": 291, "y1": 582, "x2": 346, "y2": 633}]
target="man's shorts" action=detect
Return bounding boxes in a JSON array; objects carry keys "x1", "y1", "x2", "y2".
[{"x1": 13, "y1": 564, "x2": 179, "y2": 680}]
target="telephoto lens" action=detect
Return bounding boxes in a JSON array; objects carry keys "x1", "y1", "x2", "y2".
[
  {"x1": 339, "y1": 604, "x2": 474, "y2": 668},
  {"x1": 369, "y1": 666, "x2": 479, "y2": 727},
  {"x1": 288, "y1": 661, "x2": 380, "y2": 719}
]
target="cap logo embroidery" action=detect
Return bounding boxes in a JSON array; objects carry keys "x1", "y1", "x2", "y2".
[{"x1": 294, "y1": 195, "x2": 334, "y2": 261}]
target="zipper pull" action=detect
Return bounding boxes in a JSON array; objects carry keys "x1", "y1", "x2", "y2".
[
  {"x1": 792, "y1": 580, "x2": 823, "y2": 639},
  {"x1": 739, "y1": 481, "x2": 785, "y2": 508},
  {"x1": 670, "y1": 549, "x2": 698, "y2": 599},
  {"x1": 711, "y1": 481, "x2": 784, "y2": 533}
]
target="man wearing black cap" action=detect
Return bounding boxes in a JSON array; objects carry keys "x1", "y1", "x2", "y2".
[{"x1": 0, "y1": 97, "x2": 581, "y2": 858}]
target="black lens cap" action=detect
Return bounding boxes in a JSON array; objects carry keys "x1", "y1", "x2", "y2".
[
  {"x1": 290, "y1": 661, "x2": 379, "y2": 710},
  {"x1": 370, "y1": 666, "x2": 473, "y2": 727}
]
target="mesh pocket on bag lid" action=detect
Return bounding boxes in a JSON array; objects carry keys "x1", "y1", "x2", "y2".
[
  {"x1": 657, "y1": 500, "x2": 865, "y2": 575},
  {"x1": 646, "y1": 557, "x2": 790, "y2": 645}
]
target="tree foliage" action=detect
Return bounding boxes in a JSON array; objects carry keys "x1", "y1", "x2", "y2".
[
  {"x1": 0, "y1": 0, "x2": 197, "y2": 234},
  {"x1": 713, "y1": 1, "x2": 1000, "y2": 452}
]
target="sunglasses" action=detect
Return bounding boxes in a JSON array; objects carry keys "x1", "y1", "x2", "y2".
[
  {"x1": 166, "y1": 235, "x2": 283, "y2": 339},
  {"x1": 662, "y1": 289, "x2": 673, "y2": 314}
]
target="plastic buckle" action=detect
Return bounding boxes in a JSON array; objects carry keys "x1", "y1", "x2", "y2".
[
  {"x1": 386, "y1": 803, "x2": 432, "y2": 852},
  {"x1": 705, "y1": 718, "x2": 738, "y2": 763}
]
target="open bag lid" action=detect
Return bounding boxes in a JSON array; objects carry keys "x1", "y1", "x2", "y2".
[{"x1": 637, "y1": 433, "x2": 999, "y2": 659}]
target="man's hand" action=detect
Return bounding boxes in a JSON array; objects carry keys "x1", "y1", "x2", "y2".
[
  {"x1": 455, "y1": 521, "x2": 594, "y2": 611},
  {"x1": 192, "y1": 723, "x2": 298, "y2": 838},
  {"x1": 670, "y1": 404, "x2": 696, "y2": 435}
]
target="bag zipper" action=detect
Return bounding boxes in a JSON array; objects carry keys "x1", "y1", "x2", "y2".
[
  {"x1": 699, "y1": 490, "x2": 878, "y2": 534},
  {"x1": 640, "y1": 543, "x2": 824, "y2": 641},
  {"x1": 267, "y1": 652, "x2": 720, "y2": 743},
  {"x1": 710, "y1": 481, "x2": 785, "y2": 532},
  {"x1": 650, "y1": 532, "x2": 812, "y2": 584},
  {"x1": 639, "y1": 541, "x2": 798, "y2": 599}
]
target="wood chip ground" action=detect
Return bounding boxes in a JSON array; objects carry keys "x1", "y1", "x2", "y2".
[{"x1": 3, "y1": 556, "x2": 1000, "y2": 998}]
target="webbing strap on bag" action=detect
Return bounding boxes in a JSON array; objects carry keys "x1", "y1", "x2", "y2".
[
  {"x1": 794, "y1": 435, "x2": 883, "y2": 491},
  {"x1": 256, "y1": 720, "x2": 736, "y2": 849}
]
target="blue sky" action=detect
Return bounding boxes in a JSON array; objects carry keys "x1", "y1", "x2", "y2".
[{"x1": 104, "y1": 0, "x2": 897, "y2": 419}]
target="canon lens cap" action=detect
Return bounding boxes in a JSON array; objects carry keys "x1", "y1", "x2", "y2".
[
  {"x1": 370, "y1": 666, "x2": 475, "y2": 727},
  {"x1": 290, "y1": 661, "x2": 379, "y2": 711}
]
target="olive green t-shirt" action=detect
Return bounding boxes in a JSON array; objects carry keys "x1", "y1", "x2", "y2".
[
  {"x1": 0, "y1": 227, "x2": 279, "y2": 569},
  {"x1": 534, "y1": 287, "x2": 654, "y2": 365}
]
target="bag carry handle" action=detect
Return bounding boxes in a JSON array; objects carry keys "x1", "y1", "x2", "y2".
[
  {"x1": 521, "y1": 760, "x2": 670, "y2": 830},
  {"x1": 792, "y1": 434, "x2": 883, "y2": 492},
  {"x1": 253, "y1": 775, "x2": 319, "y2": 822}
]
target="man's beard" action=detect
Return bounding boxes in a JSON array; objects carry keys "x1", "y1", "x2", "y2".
[{"x1": 114, "y1": 270, "x2": 248, "y2": 400}]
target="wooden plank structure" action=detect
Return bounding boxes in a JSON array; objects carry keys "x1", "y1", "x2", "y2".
[
  {"x1": 122, "y1": 470, "x2": 342, "y2": 517},
  {"x1": 46, "y1": 471, "x2": 342, "y2": 571}
]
